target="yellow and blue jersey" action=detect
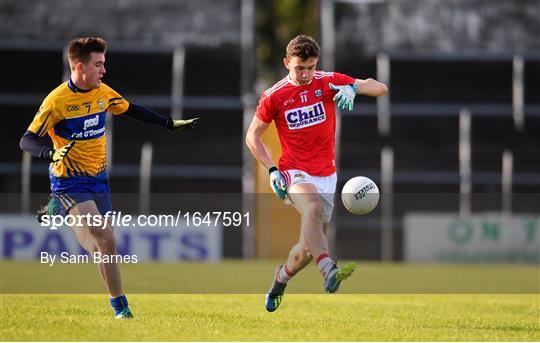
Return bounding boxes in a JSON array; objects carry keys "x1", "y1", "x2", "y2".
[{"x1": 27, "y1": 80, "x2": 129, "y2": 192}]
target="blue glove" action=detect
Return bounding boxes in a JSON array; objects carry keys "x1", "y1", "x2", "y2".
[
  {"x1": 329, "y1": 83, "x2": 357, "y2": 111},
  {"x1": 269, "y1": 167, "x2": 287, "y2": 200}
]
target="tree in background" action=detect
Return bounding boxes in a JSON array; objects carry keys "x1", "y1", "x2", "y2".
[{"x1": 256, "y1": 0, "x2": 318, "y2": 86}]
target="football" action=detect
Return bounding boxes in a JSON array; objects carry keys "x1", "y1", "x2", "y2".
[{"x1": 341, "y1": 176, "x2": 380, "y2": 215}]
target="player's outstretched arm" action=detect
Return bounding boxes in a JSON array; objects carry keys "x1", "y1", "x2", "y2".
[{"x1": 123, "y1": 103, "x2": 199, "y2": 131}]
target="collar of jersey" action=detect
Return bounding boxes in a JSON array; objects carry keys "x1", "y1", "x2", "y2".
[
  {"x1": 67, "y1": 78, "x2": 92, "y2": 93},
  {"x1": 287, "y1": 75, "x2": 312, "y2": 86}
]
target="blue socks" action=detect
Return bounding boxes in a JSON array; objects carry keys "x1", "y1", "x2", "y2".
[{"x1": 109, "y1": 295, "x2": 129, "y2": 315}]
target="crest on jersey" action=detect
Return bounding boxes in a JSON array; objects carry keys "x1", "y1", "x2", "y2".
[
  {"x1": 314, "y1": 89, "x2": 322, "y2": 97},
  {"x1": 97, "y1": 98, "x2": 105, "y2": 110}
]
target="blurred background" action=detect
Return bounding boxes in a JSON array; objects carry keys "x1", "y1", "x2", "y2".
[{"x1": 1, "y1": 0, "x2": 538, "y2": 264}]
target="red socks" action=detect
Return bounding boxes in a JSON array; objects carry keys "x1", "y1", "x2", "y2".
[
  {"x1": 275, "y1": 265, "x2": 295, "y2": 284},
  {"x1": 316, "y1": 253, "x2": 334, "y2": 279}
]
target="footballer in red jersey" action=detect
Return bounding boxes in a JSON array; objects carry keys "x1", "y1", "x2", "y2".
[
  {"x1": 256, "y1": 71, "x2": 354, "y2": 176},
  {"x1": 246, "y1": 34, "x2": 387, "y2": 312}
]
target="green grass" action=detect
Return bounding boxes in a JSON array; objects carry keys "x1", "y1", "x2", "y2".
[
  {"x1": 2, "y1": 260, "x2": 538, "y2": 293},
  {"x1": 1, "y1": 260, "x2": 539, "y2": 341},
  {"x1": 1, "y1": 294, "x2": 538, "y2": 341}
]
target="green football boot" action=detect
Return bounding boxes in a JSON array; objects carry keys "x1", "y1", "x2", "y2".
[
  {"x1": 115, "y1": 307, "x2": 133, "y2": 319},
  {"x1": 325, "y1": 261, "x2": 356, "y2": 294}
]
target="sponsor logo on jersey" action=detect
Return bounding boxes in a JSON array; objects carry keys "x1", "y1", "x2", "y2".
[
  {"x1": 71, "y1": 126, "x2": 106, "y2": 139},
  {"x1": 83, "y1": 114, "x2": 100, "y2": 130},
  {"x1": 66, "y1": 105, "x2": 80, "y2": 112},
  {"x1": 284, "y1": 101, "x2": 326, "y2": 130},
  {"x1": 55, "y1": 111, "x2": 106, "y2": 141}
]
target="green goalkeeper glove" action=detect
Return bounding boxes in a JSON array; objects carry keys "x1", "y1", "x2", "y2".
[
  {"x1": 47, "y1": 141, "x2": 75, "y2": 163},
  {"x1": 269, "y1": 166, "x2": 287, "y2": 200},
  {"x1": 167, "y1": 117, "x2": 199, "y2": 131},
  {"x1": 329, "y1": 83, "x2": 358, "y2": 111}
]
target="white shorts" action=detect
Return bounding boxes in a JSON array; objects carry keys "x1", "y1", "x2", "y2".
[{"x1": 281, "y1": 169, "x2": 337, "y2": 223}]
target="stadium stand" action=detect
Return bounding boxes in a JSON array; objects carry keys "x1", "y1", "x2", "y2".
[{"x1": 1, "y1": 0, "x2": 538, "y2": 260}]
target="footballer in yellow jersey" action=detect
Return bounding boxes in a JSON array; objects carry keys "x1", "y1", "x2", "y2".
[
  {"x1": 19, "y1": 37, "x2": 199, "y2": 319},
  {"x1": 28, "y1": 79, "x2": 128, "y2": 179}
]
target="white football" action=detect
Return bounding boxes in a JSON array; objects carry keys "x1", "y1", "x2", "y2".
[{"x1": 341, "y1": 176, "x2": 380, "y2": 215}]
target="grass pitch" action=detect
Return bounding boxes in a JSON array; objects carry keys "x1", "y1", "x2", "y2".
[{"x1": 1, "y1": 261, "x2": 539, "y2": 341}]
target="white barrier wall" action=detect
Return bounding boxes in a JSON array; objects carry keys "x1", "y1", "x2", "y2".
[
  {"x1": 0, "y1": 214, "x2": 221, "y2": 261},
  {"x1": 404, "y1": 212, "x2": 539, "y2": 263}
]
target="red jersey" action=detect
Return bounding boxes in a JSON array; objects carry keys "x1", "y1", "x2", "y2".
[{"x1": 255, "y1": 71, "x2": 355, "y2": 176}]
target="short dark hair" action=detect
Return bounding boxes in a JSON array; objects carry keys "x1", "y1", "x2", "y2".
[
  {"x1": 67, "y1": 37, "x2": 107, "y2": 66},
  {"x1": 285, "y1": 35, "x2": 320, "y2": 60}
]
